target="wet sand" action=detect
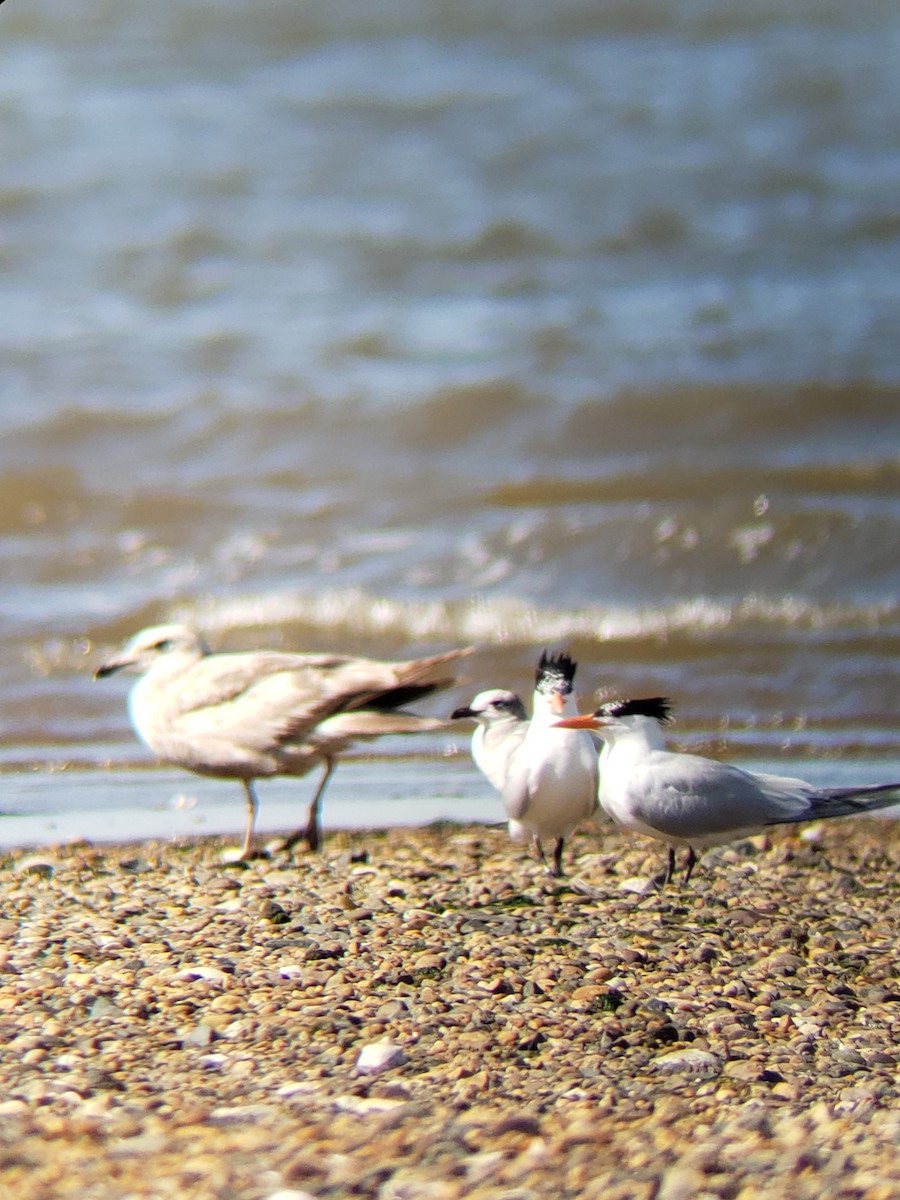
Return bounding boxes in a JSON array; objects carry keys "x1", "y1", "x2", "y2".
[{"x1": 0, "y1": 818, "x2": 898, "y2": 1199}]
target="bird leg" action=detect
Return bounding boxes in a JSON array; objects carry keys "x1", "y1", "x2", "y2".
[
  {"x1": 532, "y1": 836, "x2": 554, "y2": 876},
  {"x1": 664, "y1": 847, "x2": 676, "y2": 887},
  {"x1": 303, "y1": 757, "x2": 333, "y2": 852},
  {"x1": 682, "y1": 846, "x2": 699, "y2": 885},
  {"x1": 239, "y1": 780, "x2": 260, "y2": 861},
  {"x1": 551, "y1": 837, "x2": 565, "y2": 878},
  {"x1": 531, "y1": 836, "x2": 565, "y2": 878},
  {"x1": 647, "y1": 847, "x2": 698, "y2": 894},
  {"x1": 278, "y1": 757, "x2": 335, "y2": 854}
]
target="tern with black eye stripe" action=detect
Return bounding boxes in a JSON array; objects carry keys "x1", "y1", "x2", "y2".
[{"x1": 555, "y1": 698, "x2": 900, "y2": 886}]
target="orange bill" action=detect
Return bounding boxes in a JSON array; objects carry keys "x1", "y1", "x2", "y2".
[{"x1": 552, "y1": 714, "x2": 603, "y2": 730}]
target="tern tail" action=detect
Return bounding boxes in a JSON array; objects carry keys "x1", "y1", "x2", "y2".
[{"x1": 766, "y1": 781, "x2": 900, "y2": 826}]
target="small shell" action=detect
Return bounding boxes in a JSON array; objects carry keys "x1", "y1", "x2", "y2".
[
  {"x1": 174, "y1": 966, "x2": 229, "y2": 986},
  {"x1": 198, "y1": 1054, "x2": 227, "y2": 1071},
  {"x1": 652, "y1": 1048, "x2": 721, "y2": 1077},
  {"x1": 334, "y1": 1094, "x2": 406, "y2": 1114},
  {"x1": 618, "y1": 876, "x2": 653, "y2": 894},
  {"x1": 276, "y1": 964, "x2": 303, "y2": 979},
  {"x1": 14, "y1": 856, "x2": 55, "y2": 877},
  {"x1": 354, "y1": 1039, "x2": 406, "y2": 1076},
  {"x1": 262, "y1": 1191, "x2": 318, "y2": 1200}
]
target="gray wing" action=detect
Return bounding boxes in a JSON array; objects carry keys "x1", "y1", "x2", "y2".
[
  {"x1": 623, "y1": 752, "x2": 810, "y2": 841},
  {"x1": 161, "y1": 653, "x2": 351, "y2": 716},
  {"x1": 168, "y1": 650, "x2": 462, "y2": 754}
]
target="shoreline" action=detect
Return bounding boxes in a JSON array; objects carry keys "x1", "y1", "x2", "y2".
[
  {"x1": 2, "y1": 753, "x2": 899, "y2": 855},
  {"x1": 1, "y1": 819, "x2": 898, "y2": 1198}
]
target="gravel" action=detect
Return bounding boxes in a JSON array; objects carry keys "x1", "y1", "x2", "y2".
[{"x1": 0, "y1": 817, "x2": 897, "y2": 1198}]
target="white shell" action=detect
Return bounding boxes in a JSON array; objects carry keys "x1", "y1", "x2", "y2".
[
  {"x1": 652, "y1": 1048, "x2": 721, "y2": 1077},
  {"x1": 354, "y1": 1039, "x2": 406, "y2": 1075},
  {"x1": 174, "y1": 966, "x2": 229, "y2": 986}
]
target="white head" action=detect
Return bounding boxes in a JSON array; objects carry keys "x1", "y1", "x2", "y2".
[
  {"x1": 451, "y1": 688, "x2": 527, "y2": 727},
  {"x1": 553, "y1": 697, "x2": 672, "y2": 742},
  {"x1": 94, "y1": 624, "x2": 211, "y2": 678}
]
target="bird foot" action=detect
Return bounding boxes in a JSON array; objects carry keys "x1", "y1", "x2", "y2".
[
  {"x1": 219, "y1": 846, "x2": 269, "y2": 866},
  {"x1": 266, "y1": 834, "x2": 300, "y2": 855},
  {"x1": 267, "y1": 827, "x2": 321, "y2": 855}
]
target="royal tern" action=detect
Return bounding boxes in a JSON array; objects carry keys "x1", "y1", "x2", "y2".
[
  {"x1": 452, "y1": 652, "x2": 599, "y2": 876},
  {"x1": 554, "y1": 697, "x2": 900, "y2": 885},
  {"x1": 96, "y1": 624, "x2": 472, "y2": 859}
]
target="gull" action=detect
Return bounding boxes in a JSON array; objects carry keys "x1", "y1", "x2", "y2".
[
  {"x1": 452, "y1": 651, "x2": 599, "y2": 876},
  {"x1": 95, "y1": 623, "x2": 473, "y2": 859},
  {"x1": 449, "y1": 688, "x2": 528, "y2": 791},
  {"x1": 554, "y1": 697, "x2": 900, "y2": 885}
]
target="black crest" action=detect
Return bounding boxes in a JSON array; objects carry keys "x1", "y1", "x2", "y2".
[
  {"x1": 535, "y1": 649, "x2": 577, "y2": 693},
  {"x1": 597, "y1": 697, "x2": 672, "y2": 723}
]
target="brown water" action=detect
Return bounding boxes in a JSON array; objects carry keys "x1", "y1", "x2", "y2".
[{"x1": 1, "y1": 1, "x2": 898, "y2": 839}]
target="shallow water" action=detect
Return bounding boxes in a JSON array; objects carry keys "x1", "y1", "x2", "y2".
[{"x1": 1, "y1": 1, "x2": 898, "y2": 843}]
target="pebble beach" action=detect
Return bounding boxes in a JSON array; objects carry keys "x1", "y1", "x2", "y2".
[{"x1": 0, "y1": 817, "x2": 898, "y2": 1199}]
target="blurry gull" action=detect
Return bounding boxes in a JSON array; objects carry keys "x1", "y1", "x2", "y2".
[
  {"x1": 96, "y1": 623, "x2": 473, "y2": 859},
  {"x1": 452, "y1": 651, "x2": 599, "y2": 876},
  {"x1": 554, "y1": 697, "x2": 900, "y2": 885}
]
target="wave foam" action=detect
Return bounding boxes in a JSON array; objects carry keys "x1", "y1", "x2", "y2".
[{"x1": 171, "y1": 587, "x2": 899, "y2": 649}]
